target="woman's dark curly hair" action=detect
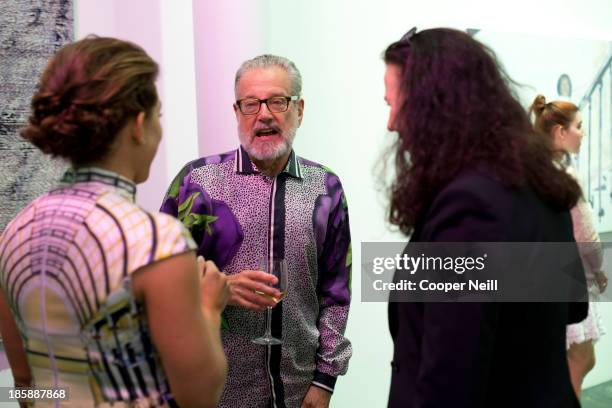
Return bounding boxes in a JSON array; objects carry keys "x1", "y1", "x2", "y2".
[
  {"x1": 21, "y1": 36, "x2": 159, "y2": 165},
  {"x1": 383, "y1": 28, "x2": 581, "y2": 235}
]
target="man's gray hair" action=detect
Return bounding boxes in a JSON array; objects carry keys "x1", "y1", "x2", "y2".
[{"x1": 234, "y1": 54, "x2": 302, "y2": 98}]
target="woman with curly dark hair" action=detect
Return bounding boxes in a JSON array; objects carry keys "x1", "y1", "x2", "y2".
[
  {"x1": 384, "y1": 28, "x2": 587, "y2": 407},
  {"x1": 530, "y1": 95, "x2": 608, "y2": 399},
  {"x1": 0, "y1": 37, "x2": 228, "y2": 407}
]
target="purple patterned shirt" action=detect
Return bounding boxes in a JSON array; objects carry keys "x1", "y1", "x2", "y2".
[{"x1": 160, "y1": 146, "x2": 352, "y2": 408}]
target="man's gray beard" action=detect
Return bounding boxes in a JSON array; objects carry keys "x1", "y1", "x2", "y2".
[{"x1": 240, "y1": 127, "x2": 297, "y2": 161}]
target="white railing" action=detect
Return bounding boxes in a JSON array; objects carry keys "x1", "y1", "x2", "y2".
[{"x1": 577, "y1": 51, "x2": 612, "y2": 231}]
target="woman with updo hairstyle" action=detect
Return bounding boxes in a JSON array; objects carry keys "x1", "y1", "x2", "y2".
[
  {"x1": 383, "y1": 28, "x2": 588, "y2": 407},
  {"x1": 530, "y1": 94, "x2": 608, "y2": 399},
  {"x1": 0, "y1": 37, "x2": 228, "y2": 407}
]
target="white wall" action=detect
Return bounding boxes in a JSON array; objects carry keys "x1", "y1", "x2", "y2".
[
  {"x1": 192, "y1": 1, "x2": 266, "y2": 156},
  {"x1": 75, "y1": 0, "x2": 199, "y2": 212}
]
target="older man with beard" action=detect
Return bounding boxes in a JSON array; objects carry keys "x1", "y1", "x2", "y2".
[{"x1": 160, "y1": 55, "x2": 352, "y2": 408}]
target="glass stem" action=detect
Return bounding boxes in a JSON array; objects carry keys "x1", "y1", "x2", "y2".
[{"x1": 265, "y1": 306, "x2": 272, "y2": 337}]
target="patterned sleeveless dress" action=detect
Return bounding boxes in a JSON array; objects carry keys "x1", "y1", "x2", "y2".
[{"x1": 0, "y1": 167, "x2": 195, "y2": 407}]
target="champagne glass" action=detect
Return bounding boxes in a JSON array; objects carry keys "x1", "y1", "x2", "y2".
[{"x1": 252, "y1": 259, "x2": 287, "y2": 345}]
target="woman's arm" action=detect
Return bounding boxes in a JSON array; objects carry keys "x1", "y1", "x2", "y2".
[
  {"x1": 0, "y1": 289, "x2": 32, "y2": 387},
  {"x1": 132, "y1": 252, "x2": 228, "y2": 408},
  {"x1": 570, "y1": 200, "x2": 604, "y2": 284}
]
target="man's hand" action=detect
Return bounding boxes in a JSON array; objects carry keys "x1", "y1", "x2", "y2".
[
  {"x1": 301, "y1": 386, "x2": 331, "y2": 408},
  {"x1": 226, "y1": 270, "x2": 280, "y2": 310}
]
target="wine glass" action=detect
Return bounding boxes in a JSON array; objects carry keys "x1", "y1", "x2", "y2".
[{"x1": 252, "y1": 259, "x2": 287, "y2": 345}]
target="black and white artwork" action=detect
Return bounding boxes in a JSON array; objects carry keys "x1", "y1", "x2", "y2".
[{"x1": 0, "y1": 0, "x2": 73, "y2": 232}]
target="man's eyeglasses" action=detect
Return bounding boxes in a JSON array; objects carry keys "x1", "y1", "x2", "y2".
[{"x1": 236, "y1": 96, "x2": 299, "y2": 115}]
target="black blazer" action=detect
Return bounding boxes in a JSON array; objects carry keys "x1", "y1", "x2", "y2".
[{"x1": 388, "y1": 170, "x2": 588, "y2": 408}]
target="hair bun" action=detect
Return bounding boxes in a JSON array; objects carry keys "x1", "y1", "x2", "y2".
[
  {"x1": 20, "y1": 36, "x2": 159, "y2": 165},
  {"x1": 530, "y1": 94, "x2": 547, "y2": 116}
]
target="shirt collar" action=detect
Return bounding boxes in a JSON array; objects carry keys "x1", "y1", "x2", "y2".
[
  {"x1": 60, "y1": 167, "x2": 137, "y2": 201},
  {"x1": 234, "y1": 145, "x2": 303, "y2": 179}
]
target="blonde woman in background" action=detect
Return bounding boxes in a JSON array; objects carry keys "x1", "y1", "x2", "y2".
[{"x1": 530, "y1": 94, "x2": 608, "y2": 398}]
